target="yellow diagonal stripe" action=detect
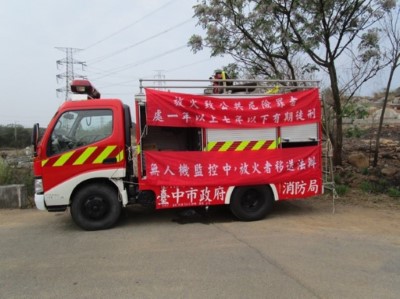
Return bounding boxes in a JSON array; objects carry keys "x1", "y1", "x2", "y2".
[
  {"x1": 93, "y1": 146, "x2": 116, "y2": 164},
  {"x1": 73, "y1": 147, "x2": 97, "y2": 165},
  {"x1": 207, "y1": 141, "x2": 217, "y2": 151},
  {"x1": 235, "y1": 141, "x2": 250, "y2": 151},
  {"x1": 116, "y1": 150, "x2": 124, "y2": 162},
  {"x1": 54, "y1": 151, "x2": 75, "y2": 167},
  {"x1": 252, "y1": 140, "x2": 265, "y2": 150},
  {"x1": 268, "y1": 140, "x2": 277, "y2": 149},
  {"x1": 41, "y1": 159, "x2": 49, "y2": 167},
  {"x1": 268, "y1": 138, "x2": 280, "y2": 150},
  {"x1": 219, "y1": 141, "x2": 233, "y2": 151}
]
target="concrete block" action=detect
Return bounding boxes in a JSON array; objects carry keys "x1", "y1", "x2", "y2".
[{"x1": 0, "y1": 184, "x2": 28, "y2": 208}]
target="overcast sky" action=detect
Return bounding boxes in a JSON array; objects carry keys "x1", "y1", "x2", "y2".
[
  {"x1": 0, "y1": 0, "x2": 396, "y2": 128},
  {"x1": 0, "y1": 0, "x2": 234, "y2": 128}
]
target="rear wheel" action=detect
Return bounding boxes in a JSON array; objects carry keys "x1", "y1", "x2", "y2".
[
  {"x1": 71, "y1": 184, "x2": 121, "y2": 230},
  {"x1": 230, "y1": 185, "x2": 274, "y2": 221}
]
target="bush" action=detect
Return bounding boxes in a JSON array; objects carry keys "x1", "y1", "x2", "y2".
[
  {"x1": 0, "y1": 159, "x2": 12, "y2": 184},
  {"x1": 0, "y1": 159, "x2": 34, "y2": 196},
  {"x1": 343, "y1": 103, "x2": 369, "y2": 120},
  {"x1": 336, "y1": 184, "x2": 349, "y2": 196},
  {"x1": 387, "y1": 187, "x2": 400, "y2": 198},
  {"x1": 0, "y1": 125, "x2": 32, "y2": 149},
  {"x1": 360, "y1": 181, "x2": 373, "y2": 193},
  {"x1": 345, "y1": 126, "x2": 364, "y2": 138},
  {"x1": 334, "y1": 174, "x2": 342, "y2": 185},
  {"x1": 360, "y1": 178, "x2": 391, "y2": 195},
  {"x1": 361, "y1": 168, "x2": 369, "y2": 175}
]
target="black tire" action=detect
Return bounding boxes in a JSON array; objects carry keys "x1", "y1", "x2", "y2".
[
  {"x1": 71, "y1": 184, "x2": 121, "y2": 230},
  {"x1": 230, "y1": 185, "x2": 274, "y2": 221}
]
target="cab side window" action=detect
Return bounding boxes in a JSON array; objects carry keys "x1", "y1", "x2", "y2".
[{"x1": 48, "y1": 109, "x2": 113, "y2": 156}]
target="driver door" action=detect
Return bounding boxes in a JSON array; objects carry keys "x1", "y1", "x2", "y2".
[{"x1": 41, "y1": 108, "x2": 124, "y2": 194}]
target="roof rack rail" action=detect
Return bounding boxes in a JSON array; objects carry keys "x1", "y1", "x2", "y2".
[{"x1": 138, "y1": 79, "x2": 320, "y2": 96}]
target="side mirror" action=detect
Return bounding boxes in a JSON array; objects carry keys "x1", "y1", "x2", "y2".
[{"x1": 32, "y1": 123, "x2": 40, "y2": 157}]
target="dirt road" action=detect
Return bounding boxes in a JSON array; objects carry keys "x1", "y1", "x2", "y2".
[{"x1": 0, "y1": 195, "x2": 399, "y2": 299}]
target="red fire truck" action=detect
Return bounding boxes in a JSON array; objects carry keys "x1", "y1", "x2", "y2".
[{"x1": 32, "y1": 78, "x2": 323, "y2": 230}]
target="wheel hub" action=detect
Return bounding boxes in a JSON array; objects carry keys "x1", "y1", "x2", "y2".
[
  {"x1": 242, "y1": 190, "x2": 260, "y2": 210},
  {"x1": 83, "y1": 197, "x2": 107, "y2": 219}
]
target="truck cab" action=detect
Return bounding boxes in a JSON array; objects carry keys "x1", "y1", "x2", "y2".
[{"x1": 33, "y1": 80, "x2": 133, "y2": 230}]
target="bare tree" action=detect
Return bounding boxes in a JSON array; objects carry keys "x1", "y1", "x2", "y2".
[
  {"x1": 373, "y1": 3, "x2": 400, "y2": 167},
  {"x1": 190, "y1": 0, "x2": 392, "y2": 165}
]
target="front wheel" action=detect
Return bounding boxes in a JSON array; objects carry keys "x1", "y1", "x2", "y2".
[
  {"x1": 230, "y1": 185, "x2": 274, "y2": 221},
  {"x1": 71, "y1": 184, "x2": 121, "y2": 230}
]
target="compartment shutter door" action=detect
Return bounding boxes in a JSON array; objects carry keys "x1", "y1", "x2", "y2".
[
  {"x1": 206, "y1": 128, "x2": 277, "y2": 151},
  {"x1": 281, "y1": 123, "x2": 318, "y2": 143}
]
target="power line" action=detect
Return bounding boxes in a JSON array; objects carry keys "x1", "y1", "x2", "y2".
[
  {"x1": 165, "y1": 58, "x2": 215, "y2": 73},
  {"x1": 87, "y1": 18, "x2": 194, "y2": 64},
  {"x1": 85, "y1": 65, "x2": 142, "y2": 80},
  {"x1": 97, "y1": 80, "x2": 141, "y2": 89},
  {"x1": 84, "y1": 0, "x2": 180, "y2": 50},
  {"x1": 92, "y1": 44, "x2": 187, "y2": 80},
  {"x1": 93, "y1": 58, "x2": 217, "y2": 89}
]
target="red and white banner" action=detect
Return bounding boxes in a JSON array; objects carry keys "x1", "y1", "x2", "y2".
[
  {"x1": 145, "y1": 88, "x2": 321, "y2": 128},
  {"x1": 145, "y1": 146, "x2": 322, "y2": 187},
  {"x1": 152, "y1": 178, "x2": 322, "y2": 209}
]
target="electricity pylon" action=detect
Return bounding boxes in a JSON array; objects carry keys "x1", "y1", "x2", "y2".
[{"x1": 56, "y1": 47, "x2": 86, "y2": 101}]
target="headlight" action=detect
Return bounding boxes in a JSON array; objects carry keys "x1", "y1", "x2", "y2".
[{"x1": 35, "y1": 178, "x2": 43, "y2": 194}]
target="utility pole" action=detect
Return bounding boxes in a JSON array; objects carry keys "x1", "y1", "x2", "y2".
[{"x1": 56, "y1": 47, "x2": 86, "y2": 101}]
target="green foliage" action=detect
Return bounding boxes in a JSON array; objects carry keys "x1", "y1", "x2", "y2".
[
  {"x1": 334, "y1": 169, "x2": 398, "y2": 198},
  {"x1": 345, "y1": 126, "x2": 364, "y2": 138},
  {"x1": 0, "y1": 159, "x2": 12, "y2": 184},
  {"x1": 358, "y1": 28, "x2": 381, "y2": 62},
  {"x1": 189, "y1": 0, "x2": 387, "y2": 80},
  {"x1": 342, "y1": 103, "x2": 369, "y2": 121},
  {"x1": 189, "y1": 0, "x2": 392, "y2": 166},
  {"x1": 361, "y1": 167, "x2": 369, "y2": 175},
  {"x1": 360, "y1": 181, "x2": 373, "y2": 193},
  {"x1": 387, "y1": 187, "x2": 400, "y2": 198},
  {"x1": 221, "y1": 63, "x2": 240, "y2": 79},
  {"x1": 0, "y1": 125, "x2": 32, "y2": 149},
  {"x1": 0, "y1": 159, "x2": 34, "y2": 196},
  {"x1": 334, "y1": 174, "x2": 342, "y2": 185},
  {"x1": 336, "y1": 184, "x2": 349, "y2": 196},
  {"x1": 360, "y1": 179, "x2": 389, "y2": 194},
  {"x1": 189, "y1": 0, "x2": 306, "y2": 80}
]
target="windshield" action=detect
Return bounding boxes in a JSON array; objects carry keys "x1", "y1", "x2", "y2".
[{"x1": 48, "y1": 109, "x2": 113, "y2": 156}]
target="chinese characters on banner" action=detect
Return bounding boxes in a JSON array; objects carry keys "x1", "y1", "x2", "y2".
[
  {"x1": 145, "y1": 147, "x2": 323, "y2": 208},
  {"x1": 145, "y1": 147, "x2": 321, "y2": 187},
  {"x1": 143, "y1": 88, "x2": 323, "y2": 209},
  {"x1": 145, "y1": 88, "x2": 321, "y2": 128},
  {"x1": 153, "y1": 179, "x2": 321, "y2": 209}
]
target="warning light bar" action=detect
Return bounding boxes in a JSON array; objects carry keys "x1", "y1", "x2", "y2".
[{"x1": 71, "y1": 80, "x2": 101, "y2": 99}]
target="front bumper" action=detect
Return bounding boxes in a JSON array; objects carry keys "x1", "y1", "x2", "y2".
[{"x1": 34, "y1": 194, "x2": 46, "y2": 211}]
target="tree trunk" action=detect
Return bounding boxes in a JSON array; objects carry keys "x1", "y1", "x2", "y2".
[
  {"x1": 372, "y1": 66, "x2": 395, "y2": 167},
  {"x1": 328, "y1": 64, "x2": 343, "y2": 165},
  {"x1": 333, "y1": 113, "x2": 343, "y2": 165}
]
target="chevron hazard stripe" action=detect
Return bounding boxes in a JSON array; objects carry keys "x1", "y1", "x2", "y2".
[
  {"x1": 44, "y1": 145, "x2": 123, "y2": 167},
  {"x1": 207, "y1": 139, "x2": 280, "y2": 151}
]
